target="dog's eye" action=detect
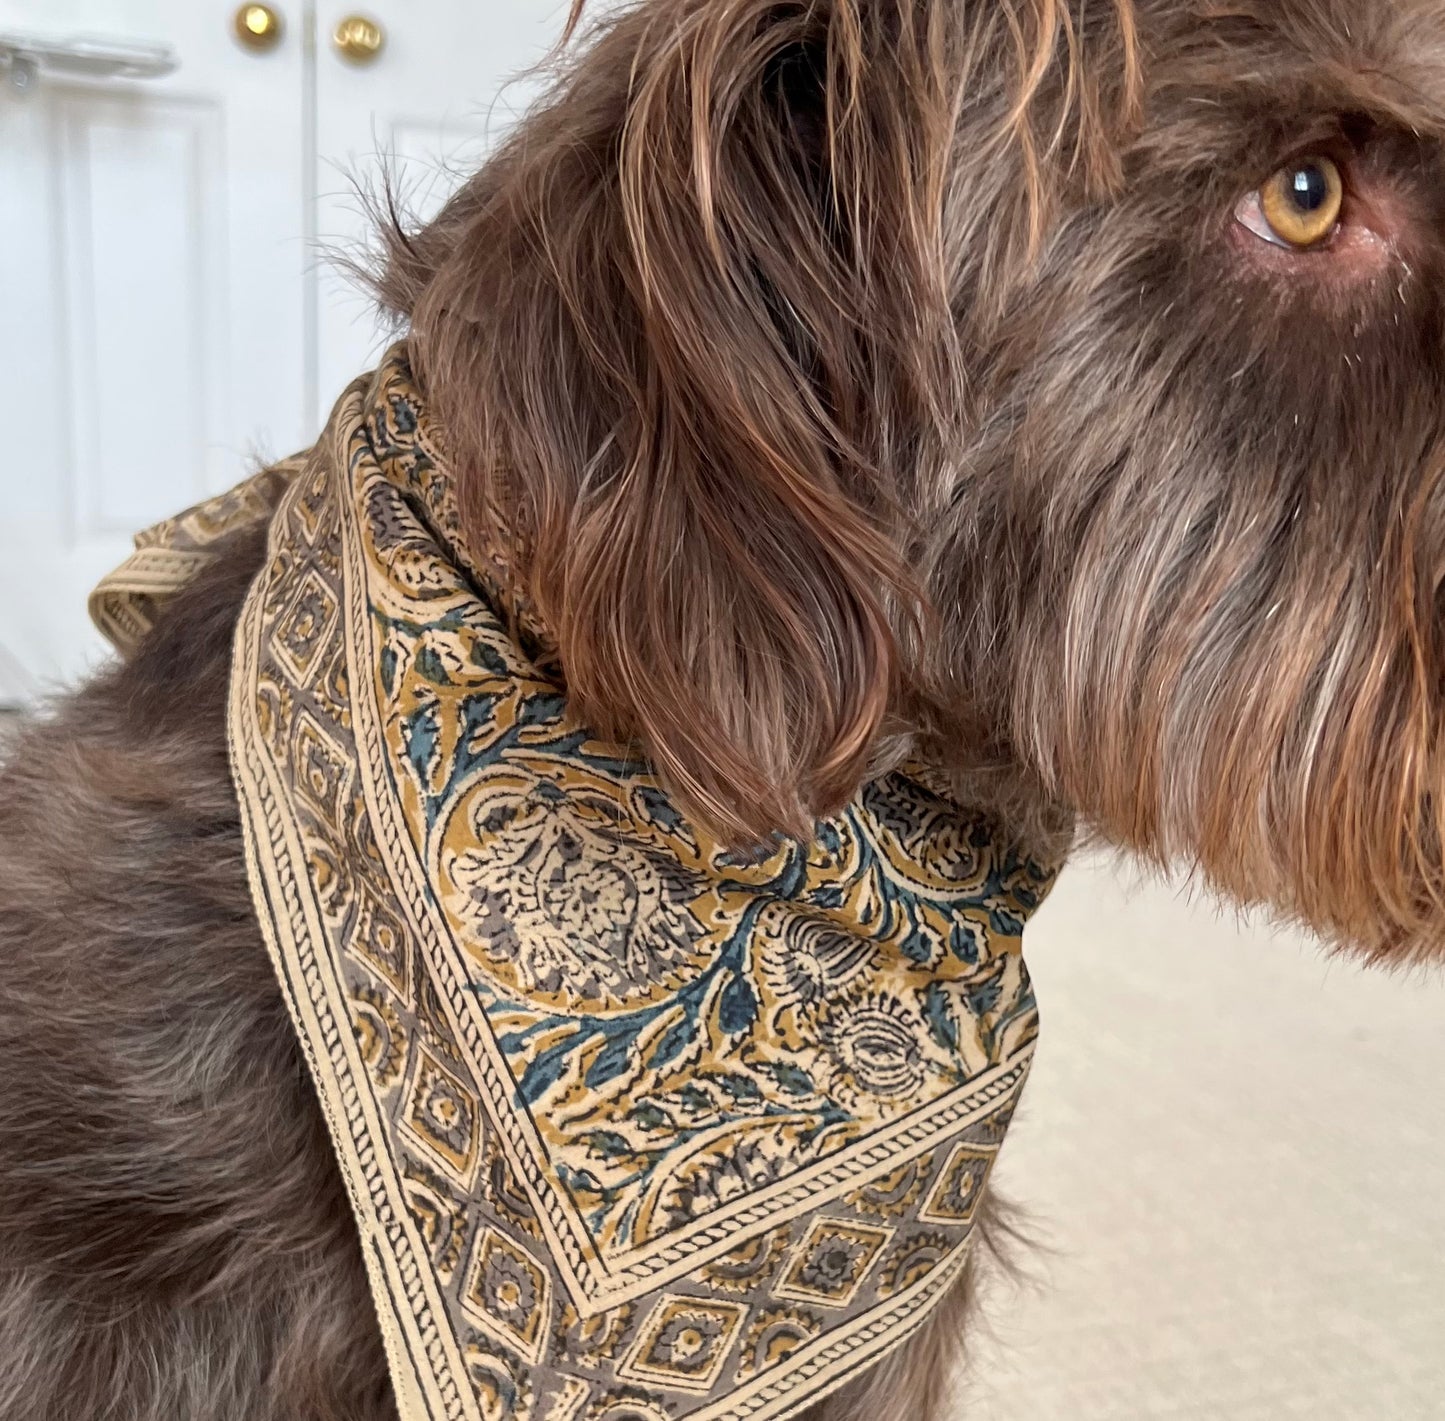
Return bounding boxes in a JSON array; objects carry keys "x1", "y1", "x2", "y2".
[{"x1": 1235, "y1": 157, "x2": 1344, "y2": 250}]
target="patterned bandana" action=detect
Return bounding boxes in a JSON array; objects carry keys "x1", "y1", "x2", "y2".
[{"x1": 92, "y1": 347, "x2": 1060, "y2": 1421}]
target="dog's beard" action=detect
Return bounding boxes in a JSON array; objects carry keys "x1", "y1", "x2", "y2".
[{"x1": 1007, "y1": 416, "x2": 1445, "y2": 964}]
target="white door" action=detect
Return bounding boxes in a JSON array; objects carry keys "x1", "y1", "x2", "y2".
[
  {"x1": 312, "y1": 0, "x2": 567, "y2": 413},
  {"x1": 0, "y1": 0, "x2": 575, "y2": 702},
  {"x1": 0, "y1": 0, "x2": 308, "y2": 701}
]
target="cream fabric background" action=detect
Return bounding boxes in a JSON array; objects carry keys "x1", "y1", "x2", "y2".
[{"x1": 963, "y1": 852, "x2": 1445, "y2": 1419}]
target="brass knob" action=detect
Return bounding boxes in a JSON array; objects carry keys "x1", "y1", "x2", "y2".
[
  {"x1": 233, "y1": 4, "x2": 284, "y2": 52},
  {"x1": 333, "y1": 14, "x2": 385, "y2": 64}
]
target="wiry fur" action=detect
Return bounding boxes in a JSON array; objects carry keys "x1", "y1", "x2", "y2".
[
  {"x1": 4, "y1": 0, "x2": 1445, "y2": 1415},
  {"x1": 374, "y1": 0, "x2": 1141, "y2": 850}
]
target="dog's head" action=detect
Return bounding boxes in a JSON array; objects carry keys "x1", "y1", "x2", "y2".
[{"x1": 379, "y1": 0, "x2": 1445, "y2": 961}]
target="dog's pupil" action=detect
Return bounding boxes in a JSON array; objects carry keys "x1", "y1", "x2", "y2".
[{"x1": 1289, "y1": 165, "x2": 1329, "y2": 212}]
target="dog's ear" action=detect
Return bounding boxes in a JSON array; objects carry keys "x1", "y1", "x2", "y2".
[
  {"x1": 546, "y1": 0, "x2": 978, "y2": 844},
  {"x1": 393, "y1": 0, "x2": 969, "y2": 843},
  {"x1": 391, "y1": 0, "x2": 1140, "y2": 844}
]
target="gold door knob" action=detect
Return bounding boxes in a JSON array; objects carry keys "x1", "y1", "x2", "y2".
[
  {"x1": 233, "y1": 4, "x2": 284, "y2": 51},
  {"x1": 333, "y1": 14, "x2": 385, "y2": 63}
]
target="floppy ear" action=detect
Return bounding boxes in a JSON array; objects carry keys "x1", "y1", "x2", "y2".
[
  {"x1": 388, "y1": 0, "x2": 968, "y2": 843},
  {"x1": 546, "y1": 0, "x2": 972, "y2": 842}
]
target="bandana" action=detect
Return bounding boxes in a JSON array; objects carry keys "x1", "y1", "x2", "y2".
[{"x1": 92, "y1": 347, "x2": 1060, "y2": 1421}]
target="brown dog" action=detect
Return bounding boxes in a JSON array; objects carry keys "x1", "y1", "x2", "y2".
[{"x1": 2, "y1": 0, "x2": 1442, "y2": 1416}]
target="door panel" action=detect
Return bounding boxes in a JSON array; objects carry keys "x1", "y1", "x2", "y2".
[
  {"x1": 0, "y1": 0, "x2": 307, "y2": 699},
  {"x1": 59, "y1": 89, "x2": 228, "y2": 534}
]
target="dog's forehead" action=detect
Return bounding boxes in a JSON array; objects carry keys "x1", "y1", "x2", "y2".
[
  {"x1": 1147, "y1": 0, "x2": 1445, "y2": 127},
  {"x1": 1155, "y1": 0, "x2": 1445, "y2": 47}
]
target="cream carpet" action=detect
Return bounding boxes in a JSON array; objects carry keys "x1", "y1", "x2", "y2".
[{"x1": 961, "y1": 851, "x2": 1445, "y2": 1419}]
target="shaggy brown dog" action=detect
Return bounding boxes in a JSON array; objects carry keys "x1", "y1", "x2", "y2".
[{"x1": 2, "y1": 0, "x2": 1443, "y2": 1415}]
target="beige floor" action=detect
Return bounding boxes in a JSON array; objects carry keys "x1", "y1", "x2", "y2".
[{"x1": 960, "y1": 852, "x2": 1445, "y2": 1420}]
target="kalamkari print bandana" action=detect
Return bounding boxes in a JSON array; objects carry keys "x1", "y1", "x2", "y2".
[{"x1": 92, "y1": 346, "x2": 1060, "y2": 1421}]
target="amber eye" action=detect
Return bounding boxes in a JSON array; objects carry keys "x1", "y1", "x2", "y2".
[{"x1": 1251, "y1": 157, "x2": 1344, "y2": 249}]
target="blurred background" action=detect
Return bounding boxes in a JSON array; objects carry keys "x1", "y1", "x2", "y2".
[{"x1": 0, "y1": 4, "x2": 1440, "y2": 1416}]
